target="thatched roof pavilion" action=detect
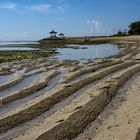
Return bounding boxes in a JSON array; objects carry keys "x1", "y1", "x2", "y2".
[
  {"x1": 59, "y1": 33, "x2": 65, "y2": 38},
  {"x1": 49, "y1": 30, "x2": 57, "y2": 38}
]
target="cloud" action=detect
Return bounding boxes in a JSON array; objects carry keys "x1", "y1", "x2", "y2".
[
  {"x1": 24, "y1": 4, "x2": 67, "y2": 13},
  {"x1": 0, "y1": 3, "x2": 16, "y2": 10},
  {"x1": 92, "y1": 20, "x2": 102, "y2": 32},
  {"x1": 25, "y1": 4, "x2": 51, "y2": 12},
  {"x1": 0, "y1": 2, "x2": 68, "y2": 14},
  {"x1": 86, "y1": 20, "x2": 91, "y2": 24},
  {"x1": 57, "y1": 0, "x2": 69, "y2": 13},
  {"x1": 57, "y1": 6, "x2": 65, "y2": 13},
  {"x1": 86, "y1": 19, "x2": 103, "y2": 34}
]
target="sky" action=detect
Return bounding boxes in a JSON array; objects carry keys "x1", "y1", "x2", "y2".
[{"x1": 0, "y1": 0, "x2": 140, "y2": 41}]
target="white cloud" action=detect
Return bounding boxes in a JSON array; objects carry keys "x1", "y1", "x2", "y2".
[
  {"x1": 0, "y1": 2, "x2": 69, "y2": 14},
  {"x1": 86, "y1": 19, "x2": 103, "y2": 34},
  {"x1": 57, "y1": 0, "x2": 69, "y2": 13},
  {"x1": 57, "y1": 6, "x2": 65, "y2": 12},
  {"x1": 86, "y1": 20, "x2": 91, "y2": 24},
  {"x1": 0, "y1": 3, "x2": 16, "y2": 10},
  {"x1": 25, "y1": 4, "x2": 51, "y2": 12},
  {"x1": 24, "y1": 3, "x2": 68, "y2": 13},
  {"x1": 92, "y1": 20, "x2": 102, "y2": 32}
]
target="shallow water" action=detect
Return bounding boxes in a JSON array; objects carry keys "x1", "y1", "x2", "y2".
[
  {"x1": 0, "y1": 47, "x2": 39, "y2": 51},
  {"x1": 0, "y1": 41, "x2": 39, "y2": 51},
  {"x1": 55, "y1": 44, "x2": 119, "y2": 61},
  {"x1": 0, "y1": 41, "x2": 38, "y2": 46},
  {"x1": 0, "y1": 42, "x2": 119, "y2": 60},
  {"x1": 0, "y1": 73, "x2": 43, "y2": 98}
]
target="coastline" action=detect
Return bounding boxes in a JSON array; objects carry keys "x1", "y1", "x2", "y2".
[{"x1": 39, "y1": 35, "x2": 140, "y2": 45}]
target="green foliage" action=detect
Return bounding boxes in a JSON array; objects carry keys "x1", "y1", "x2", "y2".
[
  {"x1": 111, "y1": 30, "x2": 128, "y2": 37},
  {"x1": 128, "y1": 21, "x2": 140, "y2": 35}
]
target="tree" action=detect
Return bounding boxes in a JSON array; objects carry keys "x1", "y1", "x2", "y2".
[
  {"x1": 128, "y1": 21, "x2": 140, "y2": 35},
  {"x1": 111, "y1": 30, "x2": 127, "y2": 37}
]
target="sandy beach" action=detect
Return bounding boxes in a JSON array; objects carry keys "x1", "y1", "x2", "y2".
[
  {"x1": 76, "y1": 71, "x2": 140, "y2": 140},
  {"x1": 0, "y1": 36, "x2": 140, "y2": 140}
]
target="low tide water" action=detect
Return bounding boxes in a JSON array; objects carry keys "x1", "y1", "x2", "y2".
[
  {"x1": 0, "y1": 42, "x2": 119, "y2": 61},
  {"x1": 54, "y1": 44, "x2": 119, "y2": 61},
  {"x1": 0, "y1": 47, "x2": 39, "y2": 51},
  {"x1": 0, "y1": 41, "x2": 38, "y2": 46},
  {"x1": 0, "y1": 41, "x2": 39, "y2": 51}
]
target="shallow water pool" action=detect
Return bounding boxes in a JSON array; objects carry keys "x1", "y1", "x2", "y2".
[{"x1": 54, "y1": 44, "x2": 119, "y2": 61}]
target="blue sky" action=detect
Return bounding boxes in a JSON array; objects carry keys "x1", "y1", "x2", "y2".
[{"x1": 0, "y1": 0, "x2": 140, "y2": 40}]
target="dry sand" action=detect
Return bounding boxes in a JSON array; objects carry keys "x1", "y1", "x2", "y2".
[
  {"x1": 76, "y1": 72, "x2": 140, "y2": 140},
  {"x1": 91, "y1": 35, "x2": 140, "y2": 43}
]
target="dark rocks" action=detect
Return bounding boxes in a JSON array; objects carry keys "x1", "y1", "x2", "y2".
[{"x1": 135, "y1": 127, "x2": 140, "y2": 140}]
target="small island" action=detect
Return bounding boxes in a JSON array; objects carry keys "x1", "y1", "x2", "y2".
[
  {"x1": 39, "y1": 30, "x2": 92, "y2": 45},
  {"x1": 39, "y1": 30, "x2": 66, "y2": 44}
]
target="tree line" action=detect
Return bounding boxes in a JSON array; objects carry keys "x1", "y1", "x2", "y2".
[{"x1": 112, "y1": 21, "x2": 140, "y2": 37}]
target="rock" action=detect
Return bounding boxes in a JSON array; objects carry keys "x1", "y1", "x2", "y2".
[{"x1": 135, "y1": 128, "x2": 140, "y2": 140}]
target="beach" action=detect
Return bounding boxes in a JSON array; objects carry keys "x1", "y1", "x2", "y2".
[{"x1": 0, "y1": 36, "x2": 140, "y2": 140}]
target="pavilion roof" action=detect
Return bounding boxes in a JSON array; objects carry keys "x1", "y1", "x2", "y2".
[
  {"x1": 59, "y1": 33, "x2": 64, "y2": 36},
  {"x1": 49, "y1": 30, "x2": 57, "y2": 34}
]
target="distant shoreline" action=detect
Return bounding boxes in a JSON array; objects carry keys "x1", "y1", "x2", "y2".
[{"x1": 39, "y1": 35, "x2": 140, "y2": 45}]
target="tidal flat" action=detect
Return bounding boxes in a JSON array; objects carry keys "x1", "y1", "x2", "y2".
[{"x1": 0, "y1": 36, "x2": 140, "y2": 140}]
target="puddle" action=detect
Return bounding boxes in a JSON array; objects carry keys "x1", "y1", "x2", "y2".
[
  {"x1": 0, "y1": 42, "x2": 119, "y2": 60},
  {"x1": 0, "y1": 70, "x2": 25, "y2": 85},
  {"x1": 55, "y1": 44, "x2": 119, "y2": 61},
  {"x1": 0, "y1": 73, "x2": 43, "y2": 98},
  {"x1": 0, "y1": 74, "x2": 15, "y2": 85}
]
